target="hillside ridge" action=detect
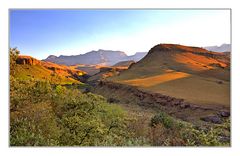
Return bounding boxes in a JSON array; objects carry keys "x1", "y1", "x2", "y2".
[
  {"x1": 149, "y1": 44, "x2": 209, "y2": 54},
  {"x1": 108, "y1": 43, "x2": 230, "y2": 107},
  {"x1": 15, "y1": 55, "x2": 86, "y2": 84}
]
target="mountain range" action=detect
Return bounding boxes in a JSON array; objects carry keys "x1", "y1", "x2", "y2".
[
  {"x1": 43, "y1": 44, "x2": 230, "y2": 66},
  {"x1": 204, "y1": 43, "x2": 231, "y2": 52},
  {"x1": 44, "y1": 49, "x2": 147, "y2": 66}
]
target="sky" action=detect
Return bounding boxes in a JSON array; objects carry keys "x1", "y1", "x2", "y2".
[{"x1": 10, "y1": 9, "x2": 230, "y2": 59}]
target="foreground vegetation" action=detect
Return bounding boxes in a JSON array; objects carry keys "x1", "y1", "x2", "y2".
[
  {"x1": 10, "y1": 79, "x2": 135, "y2": 146},
  {"x1": 10, "y1": 48, "x2": 230, "y2": 146}
]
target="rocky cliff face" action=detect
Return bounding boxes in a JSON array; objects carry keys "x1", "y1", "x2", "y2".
[{"x1": 16, "y1": 56, "x2": 41, "y2": 65}]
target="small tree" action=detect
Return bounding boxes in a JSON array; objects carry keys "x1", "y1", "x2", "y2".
[{"x1": 10, "y1": 47, "x2": 20, "y2": 76}]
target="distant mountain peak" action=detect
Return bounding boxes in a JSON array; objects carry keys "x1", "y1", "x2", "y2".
[
  {"x1": 204, "y1": 44, "x2": 231, "y2": 52},
  {"x1": 46, "y1": 55, "x2": 57, "y2": 59},
  {"x1": 98, "y1": 49, "x2": 104, "y2": 51},
  {"x1": 221, "y1": 43, "x2": 229, "y2": 46}
]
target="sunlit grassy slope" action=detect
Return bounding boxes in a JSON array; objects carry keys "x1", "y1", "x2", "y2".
[
  {"x1": 108, "y1": 44, "x2": 230, "y2": 107},
  {"x1": 15, "y1": 64, "x2": 81, "y2": 84},
  {"x1": 15, "y1": 55, "x2": 86, "y2": 84}
]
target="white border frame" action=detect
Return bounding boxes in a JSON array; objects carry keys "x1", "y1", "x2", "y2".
[{"x1": 1, "y1": 0, "x2": 240, "y2": 156}]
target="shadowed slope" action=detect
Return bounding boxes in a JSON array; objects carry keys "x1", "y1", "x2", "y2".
[
  {"x1": 109, "y1": 44, "x2": 230, "y2": 107},
  {"x1": 122, "y1": 71, "x2": 190, "y2": 87}
]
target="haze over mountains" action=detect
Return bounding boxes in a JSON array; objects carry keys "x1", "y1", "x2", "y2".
[
  {"x1": 44, "y1": 49, "x2": 147, "y2": 66},
  {"x1": 43, "y1": 44, "x2": 230, "y2": 67},
  {"x1": 204, "y1": 43, "x2": 231, "y2": 52}
]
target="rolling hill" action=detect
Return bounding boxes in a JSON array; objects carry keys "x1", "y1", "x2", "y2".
[{"x1": 108, "y1": 44, "x2": 230, "y2": 107}]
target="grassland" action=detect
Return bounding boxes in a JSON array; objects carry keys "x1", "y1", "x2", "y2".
[
  {"x1": 114, "y1": 72, "x2": 230, "y2": 107},
  {"x1": 15, "y1": 64, "x2": 81, "y2": 84},
  {"x1": 109, "y1": 45, "x2": 230, "y2": 108}
]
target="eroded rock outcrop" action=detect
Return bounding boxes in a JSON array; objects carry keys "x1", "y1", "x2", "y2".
[{"x1": 16, "y1": 55, "x2": 41, "y2": 65}]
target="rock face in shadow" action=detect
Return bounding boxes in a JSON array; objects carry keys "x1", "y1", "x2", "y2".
[
  {"x1": 200, "y1": 116, "x2": 222, "y2": 124},
  {"x1": 218, "y1": 111, "x2": 230, "y2": 117}
]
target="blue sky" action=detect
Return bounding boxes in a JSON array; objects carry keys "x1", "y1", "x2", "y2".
[{"x1": 10, "y1": 10, "x2": 230, "y2": 59}]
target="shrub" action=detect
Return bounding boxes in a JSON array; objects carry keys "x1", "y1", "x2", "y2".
[
  {"x1": 10, "y1": 102, "x2": 61, "y2": 146},
  {"x1": 181, "y1": 120, "x2": 230, "y2": 146},
  {"x1": 10, "y1": 78, "x2": 133, "y2": 146},
  {"x1": 150, "y1": 112, "x2": 174, "y2": 129},
  {"x1": 148, "y1": 112, "x2": 230, "y2": 146},
  {"x1": 10, "y1": 47, "x2": 20, "y2": 76},
  {"x1": 53, "y1": 90, "x2": 131, "y2": 146},
  {"x1": 55, "y1": 85, "x2": 66, "y2": 95}
]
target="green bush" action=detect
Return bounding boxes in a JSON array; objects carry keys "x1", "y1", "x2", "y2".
[
  {"x1": 149, "y1": 112, "x2": 230, "y2": 146},
  {"x1": 55, "y1": 85, "x2": 66, "y2": 95},
  {"x1": 10, "y1": 47, "x2": 19, "y2": 76},
  {"x1": 181, "y1": 121, "x2": 230, "y2": 146},
  {"x1": 150, "y1": 112, "x2": 174, "y2": 129},
  {"x1": 10, "y1": 78, "x2": 133, "y2": 146},
  {"x1": 10, "y1": 104, "x2": 61, "y2": 146},
  {"x1": 52, "y1": 89, "x2": 131, "y2": 146},
  {"x1": 10, "y1": 77, "x2": 230, "y2": 146}
]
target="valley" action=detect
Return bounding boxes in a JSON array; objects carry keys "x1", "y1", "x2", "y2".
[{"x1": 10, "y1": 44, "x2": 231, "y2": 146}]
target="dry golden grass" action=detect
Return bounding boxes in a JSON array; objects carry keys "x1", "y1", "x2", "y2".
[
  {"x1": 108, "y1": 45, "x2": 230, "y2": 108},
  {"x1": 121, "y1": 71, "x2": 190, "y2": 87},
  {"x1": 15, "y1": 56, "x2": 86, "y2": 84},
  {"x1": 120, "y1": 74, "x2": 229, "y2": 107},
  {"x1": 112, "y1": 71, "x2": 229, "y2": 107}
]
